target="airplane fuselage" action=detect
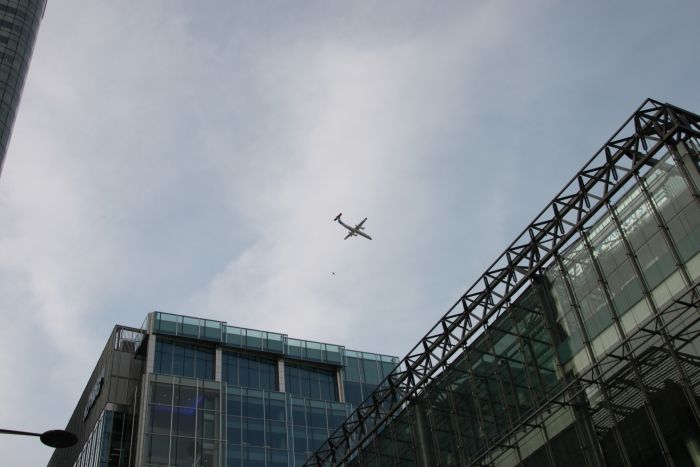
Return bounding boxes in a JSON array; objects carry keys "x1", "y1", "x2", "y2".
[
  {"x1": 335, "y1": 214, "x2": 372, "y2": 240},
  {"x1": 338, "y1": 220, "x2": 372, "y2": 240}
]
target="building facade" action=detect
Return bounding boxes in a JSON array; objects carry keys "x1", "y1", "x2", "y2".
[
  {"x1": 308, "y1": 100, "x2": 700, "y2": 466},
  {"x1": 47, "y1": 312, "x2": 397, "y2": 467},
  {"x1": 0, "y1": 0, "x2": 46, "y2": 175}
]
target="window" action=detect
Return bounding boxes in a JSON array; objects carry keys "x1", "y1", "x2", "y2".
[
  {"x1": 284, "y1": 362, "x2": 338, "y2": 401},
  {"x1": 222, "y1": 351, "x2": 278, "y2": 391},
  {"x1": 154, "y1": 339, "x2": 214, "y2": 380},
  {"x1": 144, "y1": 377, "x2": 223, "y2": 466}
]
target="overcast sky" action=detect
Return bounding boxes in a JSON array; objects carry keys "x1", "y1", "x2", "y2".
[{"x1": 1, "y1": 1, "x2": 699, "y2": 465}]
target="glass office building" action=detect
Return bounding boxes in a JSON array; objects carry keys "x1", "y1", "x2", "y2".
[
  {"x1": 47, "y1": 312, "x2": 398, "y2": 467},
  {"x1": 308, "y1": 100, "x2": 700, "y2": 466},
  {"x1": 0, "y1": 0, "x2": 46, "y2": 175}
]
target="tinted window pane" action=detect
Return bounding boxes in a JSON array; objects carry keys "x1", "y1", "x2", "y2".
[
  {"x1": 171, "y1": 436, "x2": 195, "y2": 467},
  {"x1": 198, "y1": 439, "x2": 219, "y2": 467},
  {"x1": 227, "y1": 391, "x2": 242, "y2": 417},
  {"x1": 344, "y1": 381, "x2": 363, "y2": 407},
  {"x1": 149, "y1": 404, "x2": 171, "y2": 435},
  {"x1": 227, "y1": 444, "x2": 242, "y2": 467},
  {"x1": 361, "y1": 359, "x2": 380, "y2": 385},
  {"x1": 197, "y1": 409, "x2": 219, "y2": 440},
  {"x1": 343, "y1": 357, "x2": 360, "y2": 381},
  {"x1": 244, "y1": 418, "x2": 265, "y2": 446},
  {"x1": 155, "y1": 340, "x2": 173, "y2": 374},
  {"x1": 147, "y1": 434, "x2": 170, "y2": 465},
  {"x1": 268, "y1": 420, "x2": 287, "y2": 449},
  {"x1": 173, "y1": 407, "x2": 196, "y2": 437},
  {"x1": 151, "y1": 382, "x2": 173, "y2": 405},
  {"x1": 181, "y1": 346, "x2": 195, "y2": 376},
  {"x1": 223, "y1": 351, "x2": 277, "y2": 391},
  {"x1": 292, "y1": 425, "x2": 307, "y2": 453},
  {"x1": 309, "y1": 427, "x2": 329, "y2": 452},
  {"x1": 243, "y1": 392, "x2": 265, "y2": 418},
  {"x1": 308, "y1": 402, "x2": 326, "y2": 428},
  {"x1": 284, "y1": 362, "x2": 337, "y2": 401},
  {"x1": 196, "y1": 348, "x2": 213, "y2": 379},
  {"x1": 227, "y1": 416, "x2": 242, "y2": 445},
  {"x1": 266, "y1": 394, "x2": 286, "y2": 422},
  {"x1": 175, "y1": 384, "x2": 197, "y2": 408},
  {"x1": 290, "y1": 398, "x2": 306, "y2": 426},
  {"x1": 329, "y1": 404, "x2": 347, "y2": 427},
  {"x1": 246, "y1": 446, "x2": 266, "y2": 467},
  {"x1": 203, "y1": 387, "x2": 220, "y2": 411},
  {"x1": 155, "y1": 339, "x2": 214, "y2": 380},
  {"x1": 269, "y1": 449, "x2": 288, "y2": 467}
]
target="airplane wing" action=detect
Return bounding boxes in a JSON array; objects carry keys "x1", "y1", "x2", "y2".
[
  {"x1": 354, "y1": 217, "x2": 367, "y2": 229},
  {"x1": 344, "y1": 231, "x2": 354, "y2": 240}
]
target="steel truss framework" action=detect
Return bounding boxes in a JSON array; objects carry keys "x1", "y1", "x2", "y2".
[{"x1": 306, "y1": 99, "x2": 700, "y2": 466}]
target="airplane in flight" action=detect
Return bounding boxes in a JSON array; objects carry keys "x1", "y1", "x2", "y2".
[{"x1": 334, "y1": 213, "x2": 372, "y2": 240}]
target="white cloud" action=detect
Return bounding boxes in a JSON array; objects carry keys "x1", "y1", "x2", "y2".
[{"x1": 187, "y1": 4, "x2": 538, "y2": 351}]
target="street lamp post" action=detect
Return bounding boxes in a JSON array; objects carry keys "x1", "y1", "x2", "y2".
[{"x1": 0, "y1": 428, "x2": 78, "y2": 448}]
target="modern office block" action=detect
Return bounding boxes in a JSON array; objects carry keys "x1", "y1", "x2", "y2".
[
  {"x1": 0, "y1": 0, "x2": 46, "y2": 175},
  {"x1": 308, "y1": 100, "x2": 700, "y2": 466},
  {"x1": 47, "y1": 312, "x2": 398, "y2": 467}
]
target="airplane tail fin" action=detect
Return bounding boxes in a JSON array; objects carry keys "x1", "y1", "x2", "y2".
[{"x1": 334, "y1": 213, "x2": 342, "y2": 221}]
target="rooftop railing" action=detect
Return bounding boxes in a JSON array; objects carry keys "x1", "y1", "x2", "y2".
[{"x1": 148, "y1": 311, "x2": 397, "y2": 367}]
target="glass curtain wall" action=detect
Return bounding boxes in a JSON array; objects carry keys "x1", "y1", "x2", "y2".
[
  {"x1": 224, "y1": 387, "x2": 350, "y2": 466},
  {"x1": 347, "y1": 286, "x2": 562, "y2": 466},
  {"x1": 546, "y1": 146, "x2": 700, "y2": 373},
  {"x1": 73, "y1": 410, "x2": 131, "y2": 467},
  {"x1": 145, "y1": 316, "x2": 398, "y2": 466},
  {"x1": 144, "y1": 375, "x2": 223, "y2": 467},
  {"x1": 344, "y1": 143, "x2": 700, "y2": 466},
  {"x1": 342, "y1": 351, "x2": 397, "y2": 408}
]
